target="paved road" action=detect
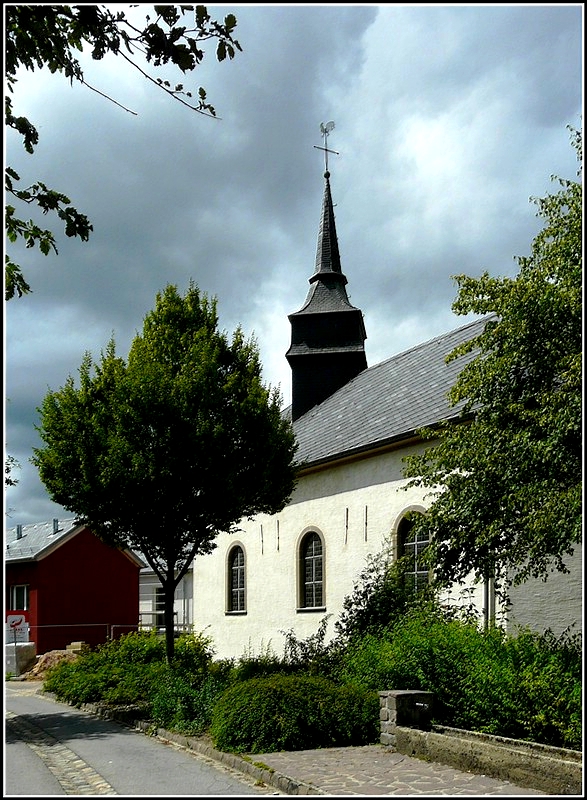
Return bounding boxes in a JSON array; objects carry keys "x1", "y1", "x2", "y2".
[{"x1": 4, "y1": 681, "x2": 280, "y2": 796}]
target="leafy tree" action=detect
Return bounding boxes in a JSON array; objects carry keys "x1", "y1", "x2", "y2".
[
  {"x1": 32, "y1": 283, "x2": 297, "y2": 660},
  {"x1": 5, "y1": 4, "x2": 241, "y2": 299},
  {"x1": 403, "y1": 127, "x2": 582, "y2": 597}
]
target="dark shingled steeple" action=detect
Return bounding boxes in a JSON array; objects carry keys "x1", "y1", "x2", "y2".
[{"x1": 286, "y1": 170, "x2": 367, "y2": 421}]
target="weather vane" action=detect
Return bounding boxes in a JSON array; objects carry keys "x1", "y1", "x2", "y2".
[{"x1": 313, "y1": 121, "x2": 339, "y2": 173}]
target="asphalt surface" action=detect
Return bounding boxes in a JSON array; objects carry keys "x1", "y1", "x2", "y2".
[
  {"x1": 5, "y1": 681, "x2": 548, "y2": 796},
  {"x1": 4, "y1": 681, "x2": 280, "y2": 796}
]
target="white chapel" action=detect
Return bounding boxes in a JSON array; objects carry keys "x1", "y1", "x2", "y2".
[{"x1": 140, "y1": 167, "x2": 582, "y2": 659}]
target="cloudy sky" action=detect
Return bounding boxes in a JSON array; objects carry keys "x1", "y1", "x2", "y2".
[{"x1": 4, "y1": 3, "x2": 583, "y2": 528}]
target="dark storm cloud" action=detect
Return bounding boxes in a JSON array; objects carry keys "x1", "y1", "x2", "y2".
[{"x1": 5, "y1": 4, "x2": 582, "y2": 526}]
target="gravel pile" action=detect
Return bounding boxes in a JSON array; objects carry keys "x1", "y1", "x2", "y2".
[{"x1": 24, "y1": 649, "x2": 78, "y2": 680}]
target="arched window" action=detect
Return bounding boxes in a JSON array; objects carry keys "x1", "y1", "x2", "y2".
[
  {"x1": 228, "y1": 545, "x2": 246, "y2": 612},
  {"x1": 299, "y1": 531, "x2": 324, "y2": 609},
  {"x1": 397, "y1": 514, "x2": 429, "y2": 593}
]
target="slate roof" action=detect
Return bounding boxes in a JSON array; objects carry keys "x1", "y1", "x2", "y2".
[
  {"x1": 5, "y1": 518, "x2": 80, "y2": 562},
  {"x1": 311, "y1": 171, "x2": 344, "y2": 279},
  {"x1": 5, "y1": 517, "x2": 145, "y2": 566},
  {"x1": 292, "y1": 315, "x2": 492, "y2": 469},
  {"x1": 296, "y1": 278, "x2": 359, "y2": 314}
]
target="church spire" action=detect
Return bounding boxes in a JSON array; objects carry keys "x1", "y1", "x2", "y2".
[
  {"x1": 311, "y1": 170, "x2": 344, "y2": 281},
  {"x1": 286, "y1": 124, "x2": 367, "y2": 421}
]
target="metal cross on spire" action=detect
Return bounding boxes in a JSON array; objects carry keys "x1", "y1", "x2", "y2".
[{"x1": 313, "y1": 121, "x2": 339, "y2": 174}]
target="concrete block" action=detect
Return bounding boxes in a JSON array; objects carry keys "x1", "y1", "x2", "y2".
[
  {"x1": 66, "y1": 641, "x2": 89, "y2": 653},
  {"x1": 5, "y1": 642, "x2": 37, "y2": 676}
]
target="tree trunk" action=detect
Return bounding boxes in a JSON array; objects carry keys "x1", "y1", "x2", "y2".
[{"x1": 164, "y1": 581, "x2": 176, "y2": 662}]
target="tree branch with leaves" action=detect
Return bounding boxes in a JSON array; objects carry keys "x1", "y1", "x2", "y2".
[{"x1": 5, "y1": 4, "x2": 242, "y2": 300}]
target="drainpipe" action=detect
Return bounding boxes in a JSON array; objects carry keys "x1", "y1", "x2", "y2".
[
  {"x1": 488, "y1": 574, "x2": 496, "y2": 626},
  {"x1": 483, "y1": 569, "x2": 496, "y2": 631},
  {"x1": 483, "y1": 577, "x2": 489, "y2": 632}
]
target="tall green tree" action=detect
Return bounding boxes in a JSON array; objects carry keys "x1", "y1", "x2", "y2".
[
  {"x1": 32, "y1": 283, "x2": 297, "y2": 660},
  {"x1": 403, "y1": 127, "x2": 582, "y2": 597},
  {"x1": 5, "y1": 4, "x2": 241, "y2": 299}
]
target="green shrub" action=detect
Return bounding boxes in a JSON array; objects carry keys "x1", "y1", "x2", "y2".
[
  {"x1": 337, "y1": 633, "x2": 397, "y2": 690},
  {"x1": 170, "y1": 631, "x2": 216, "y2": 681},
  {"x1": 228, "y1": 642, "x2": 291, "y2": 683},
  {"x1": 150, "y1": 670, "x2": 228, "y2": 735},
  {"x1": 335, "y1": 551, "x2": 436, "y2": 641},
  {"x1": 43, "y1": 651, "x2": 168, "y2": 708},
  {"x1": 41, "y1": 615, "x2": 582, "y2": 752},
  {"x1": 280, "y1": 615, "x2": 341, "y2": 677},
  {"x1": 209, "y1": 674, "x2": 379, "y2": 753},
  {"x1": 43, "y1": 631, "x2": 210, "y2": 707},
  {"x1": 95, "y1": 631, "x2": 166, "y2": 666},
  {"x1": 101, "y1": 662, "x2": 168, "y2": 708},
  {"x1": 337, "y1": 605, "x2": 582, "y2": 750},
  {"x1": 508, "y1": 628, "x2": 582, "y2": 749},
  {"x1": 44, "y1": 654, "x2": 112, "y2": 706}
]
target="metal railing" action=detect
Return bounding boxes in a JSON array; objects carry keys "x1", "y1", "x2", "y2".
[
  {"x1": 137, "y1": 612, "x2": 193, "y2": 636},
  {"x1": 5, "y1": 619, "x2": 194, "y2": 654},
  {"x1": 7, "y1": 622, "x2": 139, "y2": 650}
]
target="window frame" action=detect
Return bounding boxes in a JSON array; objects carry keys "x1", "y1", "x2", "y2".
[
  {"x1": 297, "y1": 529, "x2": 326, "y2": 612},
  {"x1": 226, "y1": 543, "x2": 247, "y2": 614},
  {"x1": 9, "y1": 584, "x2": 29, "y2": 611},
  {"x1": 396, "y1": 510, "x2": 430, "y2": 593},
  {"x1": 154, "y1": 586, "x2": 166, "y2": 629}
]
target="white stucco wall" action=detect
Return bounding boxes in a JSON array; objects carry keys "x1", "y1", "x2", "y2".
[
  {"x1": 192, "y1": 444, "x2": 487, "y2": 660},
  {"x1": 505, "y1": 544, "x2": 583, "y2": 638},
  {"x1": 139, "y1": 442, "x2": 580, "y2": 659}
]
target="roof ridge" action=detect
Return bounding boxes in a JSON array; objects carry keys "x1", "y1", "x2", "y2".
[{"x1": 6, "y1": 517, "x2": 78, "y2": 534}]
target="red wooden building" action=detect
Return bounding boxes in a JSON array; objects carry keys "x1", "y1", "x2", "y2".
[{"x1": 5, "y1": 518, "x2": 144, "y2": 654}]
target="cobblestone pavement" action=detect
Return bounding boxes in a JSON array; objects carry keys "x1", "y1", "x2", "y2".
[{"x1": 247, "y1": 745, "x2": 548, "y2": 795}]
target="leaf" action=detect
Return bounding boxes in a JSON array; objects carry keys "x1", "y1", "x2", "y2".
[
  {"x1": 224, "y1": 14, "x2": 237, "y2": 31},
  {"x1": 195, "y1": 5, "x2": 210, "y2": 28}
]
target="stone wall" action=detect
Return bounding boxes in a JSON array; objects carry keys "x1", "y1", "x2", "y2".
[{"x1": 378, "y1": 690, "x2": 583, "y2": 795}]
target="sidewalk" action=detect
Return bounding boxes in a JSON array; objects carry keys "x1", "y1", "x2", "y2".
[
  {"x1": 151, "y1": 728, "x2": 548, "y2": 796},
  {"x1": 242, "y1": 744, "x2": 548, "y2": 795}
]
